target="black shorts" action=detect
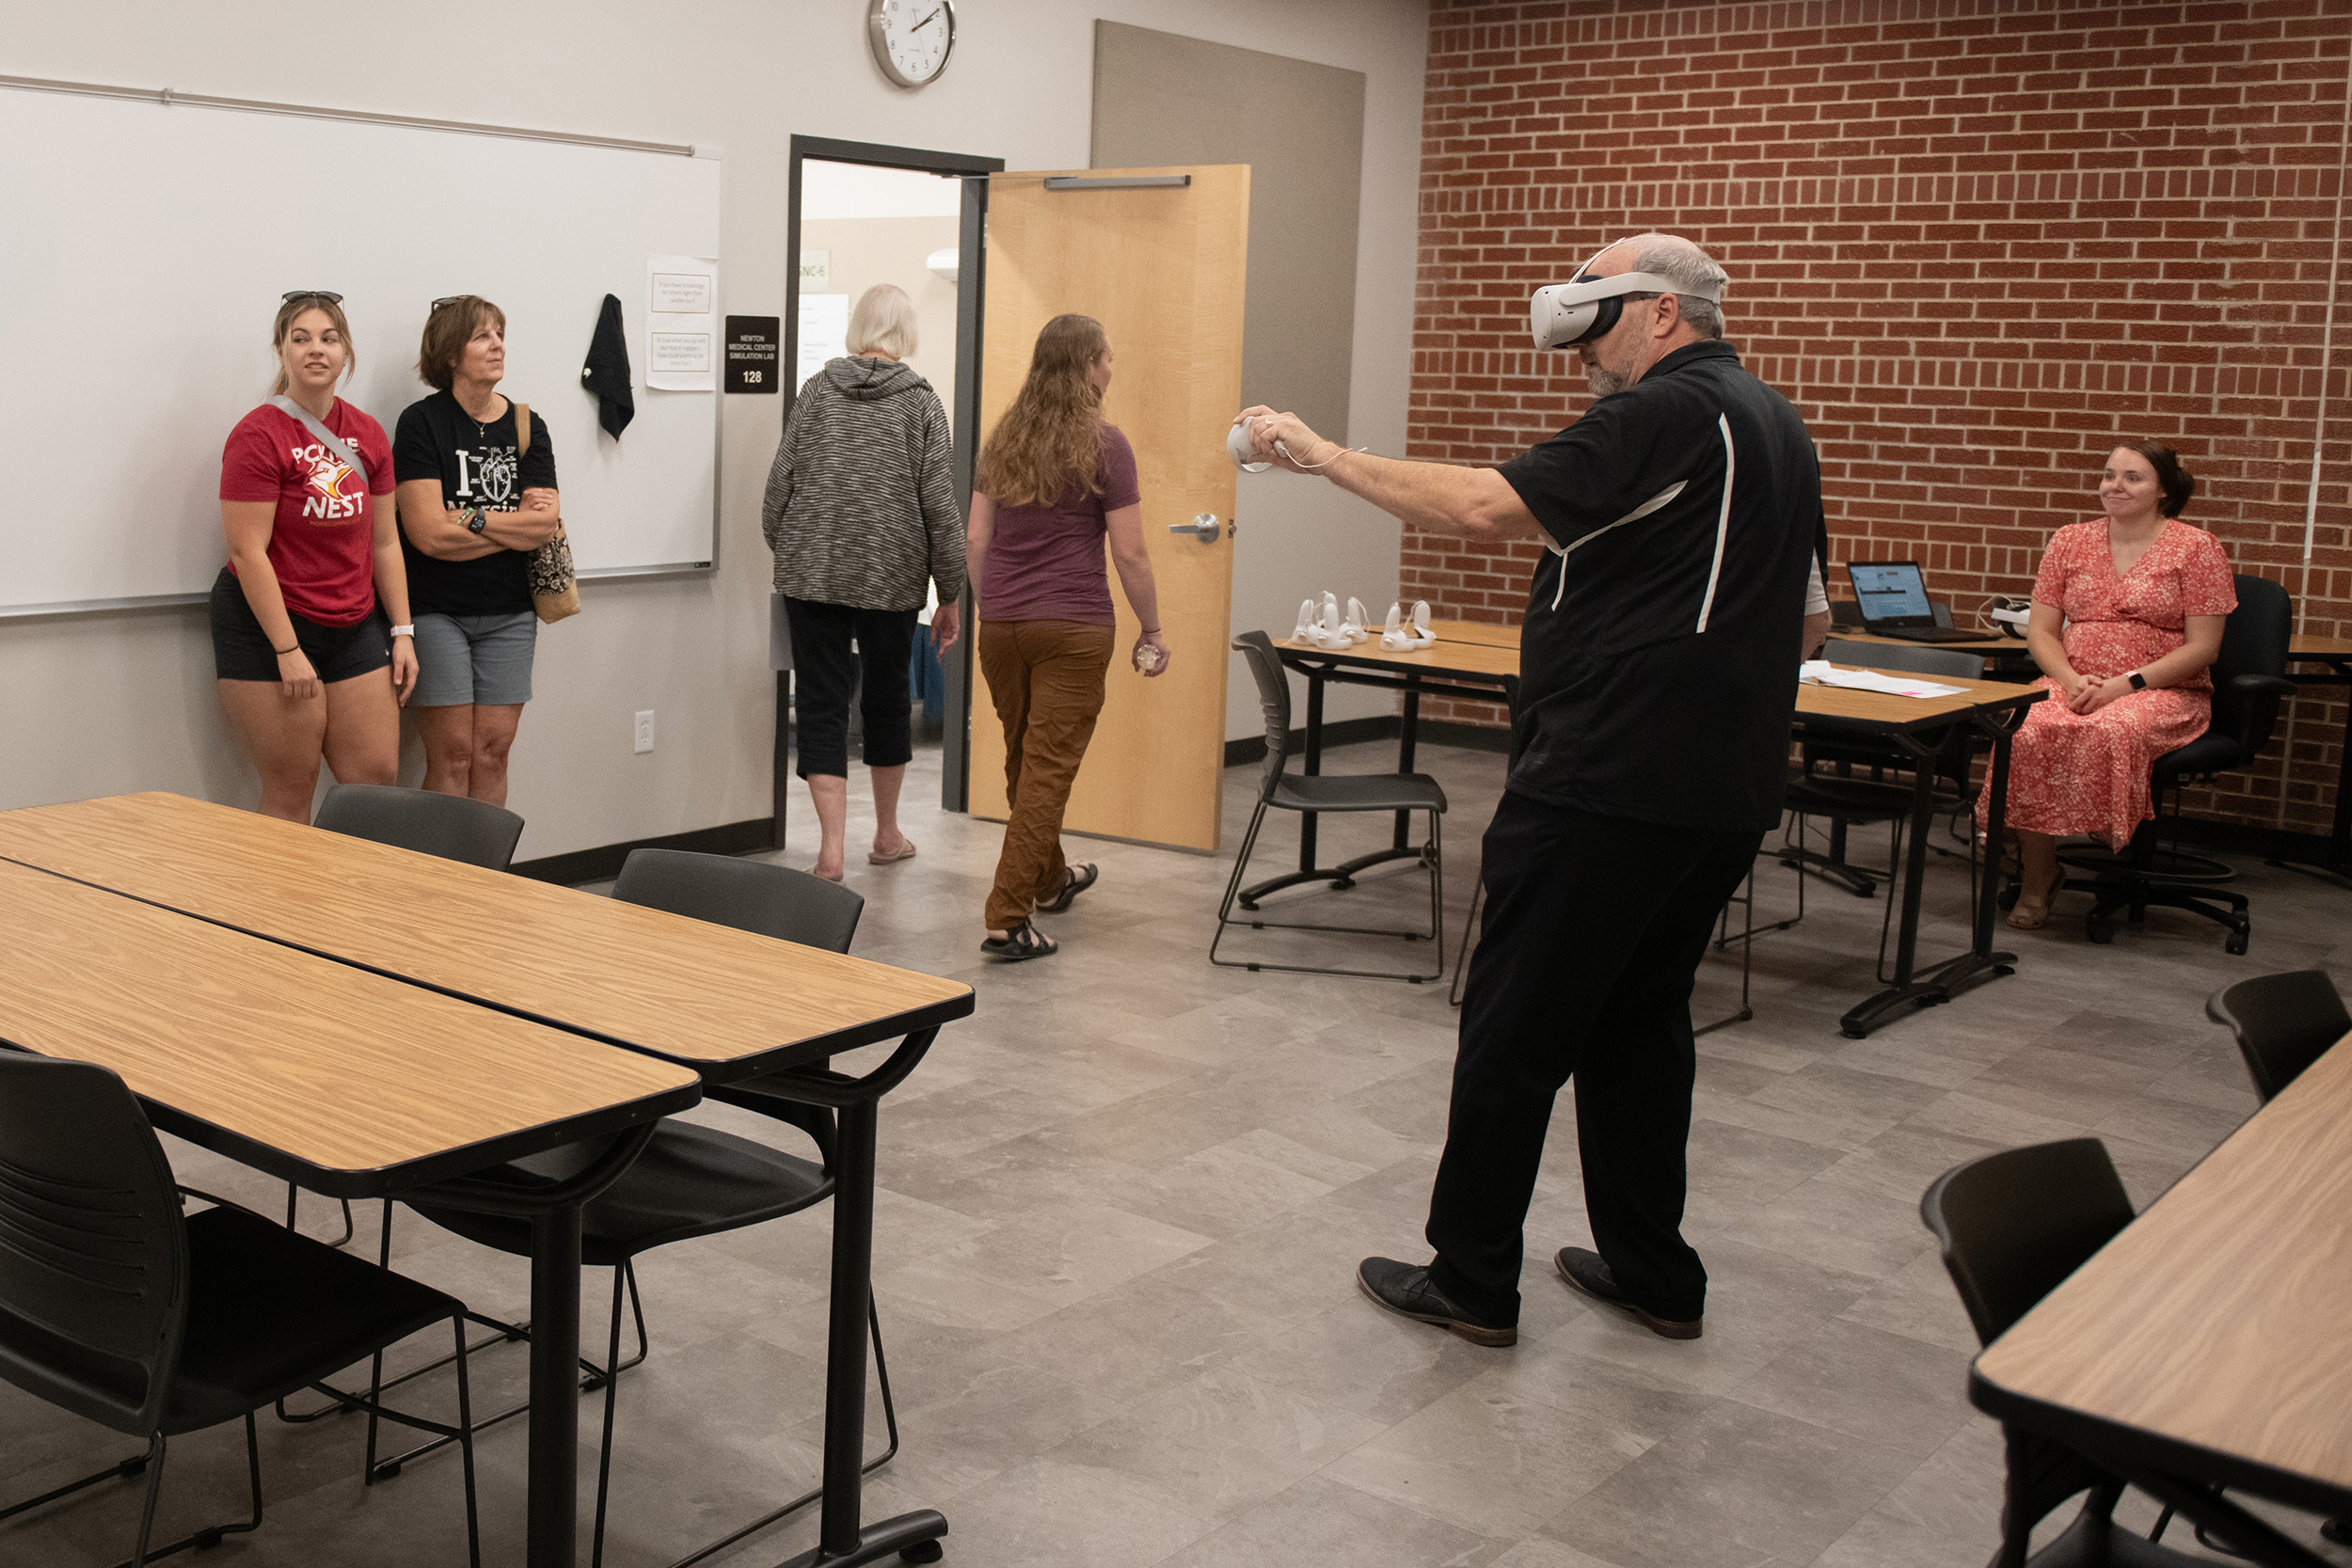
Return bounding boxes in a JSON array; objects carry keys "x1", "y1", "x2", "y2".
[{"x1": 209, "y1": 567, "x2": 392, "y2": 684}]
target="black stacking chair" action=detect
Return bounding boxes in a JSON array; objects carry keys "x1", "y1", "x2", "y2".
[
  {"x1": 314, "y1": 783, "x2": 525, "y2": 870},
  {"x1": 1214, "y1": 631, "x2": 1449, "y2": 983},
  {"x1": 2050, "y1": 575, "x2": 2296, "y2": 953},
  {"x1": 1919, "y1": 1139, "x2": 2201, "y2": 1568},
  {"x1": 0, "y1": 1054, "x2": 481, "y2": 1567},
  {"x1": 285, "y1": 784, "x2": 528, "y2": 1252},
  {"x1": 2206, "y1": 970, "x2": 2350, "y2": 1102},
  {"x1": 1782, "y1": 640, "x2": 1987, "y2": 900},
  {"x1": 389, "y1": 853, "x2": 899, "y2": 1568}
]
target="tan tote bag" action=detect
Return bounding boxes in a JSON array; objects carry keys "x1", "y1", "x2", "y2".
[{"x1": 515, "y1": 402, "x2": 580, "y2": 624}]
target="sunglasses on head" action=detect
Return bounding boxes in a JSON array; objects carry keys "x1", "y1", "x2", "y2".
[
  {"x1": 431, "y1": 295, "x2": 473, "y2": 309},
  {"x1": 281, "y1": 290, "x2": 343, "y2": 305}
]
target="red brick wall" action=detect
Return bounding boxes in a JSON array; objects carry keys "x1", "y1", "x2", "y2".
[{"x1": 1408, "y1": 0, "x2": 2352, "y2": 838}]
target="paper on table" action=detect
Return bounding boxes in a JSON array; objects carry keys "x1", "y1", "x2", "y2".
[
  {"x1": 645, "y1": 253, "x2": 718, "y2": 391},
  {"x1": 1800, "y1": 660, "x2": 1965, "y2": 699}
]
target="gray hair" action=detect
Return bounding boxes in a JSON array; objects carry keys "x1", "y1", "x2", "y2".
[
  {"x1": 847, "y1": 283, "x2": 918, "y2": 358},
  {"x1": 1624, "y1": 234, "x2": 1728, "y2": 341}
]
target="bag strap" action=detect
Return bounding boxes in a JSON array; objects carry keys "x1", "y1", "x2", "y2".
[
  {"x1": 267, "y1": 396, "x2": 370, "y2": 488},
  {"x1": 514, "y1": 401, "x2": 531, "y2": 458}
]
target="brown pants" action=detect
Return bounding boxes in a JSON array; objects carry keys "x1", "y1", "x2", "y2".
[{"x1": 978, "y1": 618, "x2": 1115, "y2": 930}]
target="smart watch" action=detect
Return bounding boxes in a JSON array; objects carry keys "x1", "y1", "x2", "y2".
[
  {"x1": 2126, "y1": 670, "x2": 2147, "y2": 691},
  {"x1": 464, "y1": 507, "x2": 486, "y2": 534}
]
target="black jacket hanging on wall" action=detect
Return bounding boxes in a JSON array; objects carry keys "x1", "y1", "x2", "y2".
[{"x1": 580, "y1": 293, "x2": 635, "y2": 438}]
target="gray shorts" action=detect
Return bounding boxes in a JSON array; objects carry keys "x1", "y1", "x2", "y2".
[{"x1": 411, "y1": 610, "x2": 537, "y2": 707}]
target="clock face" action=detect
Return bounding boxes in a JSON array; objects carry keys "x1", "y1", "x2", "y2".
[{"x1": 868, "y1": 0, "x2": 956, "y2": 87}]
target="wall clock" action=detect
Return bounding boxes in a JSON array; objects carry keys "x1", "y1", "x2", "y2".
[{"x1": 867, "y1": 0, "x2": 956, "y2": 87}]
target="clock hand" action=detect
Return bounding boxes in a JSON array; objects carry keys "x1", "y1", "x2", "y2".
[{"x1": 912, "y1": 6, "x2": 940, "y2": 30}]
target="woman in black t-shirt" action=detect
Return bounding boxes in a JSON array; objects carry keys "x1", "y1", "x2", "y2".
[{"x1": 394, "y1": 295, "x2": 560, "y2": 808}]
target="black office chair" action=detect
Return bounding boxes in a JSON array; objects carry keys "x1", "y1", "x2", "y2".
[
  {"x1": 390, "y1": 853, "x2": 903, "y2": 1568},
  {"x1": 2205, "y1": 970, "x2": 2349, "y2": 1102},
  {"x1": 314, "y1": 783, "x2": 526, "y2": 870},
  {"x1": 1214, "y1": 631, "x2": 1448, "y2": 983},
  {"x1": 284, "y1": 784, "x2": 529, "y2": 1252},
  {"x1": 2050, "y1": 576, "x2": 2296, "y2": 954},
  {"x1": 0, "y1": 1054, "x2": 481, "y2": 1567},
  {"x1": 1919, "y1": 1139, "x2": 2202, "y2": 1568}
]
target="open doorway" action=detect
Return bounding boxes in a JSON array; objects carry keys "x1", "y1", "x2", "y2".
[{"x1": 772, "y1": 136, "x2": 1001, "y2": 847}]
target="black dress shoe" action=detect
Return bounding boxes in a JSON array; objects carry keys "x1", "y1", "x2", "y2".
[
  {"x1": 1356, "y1": 1258, "x2": 1517, "y2": 1347},
  {"x1": 1554, "y1": 1247, "x2": 1703, "y2": 1339}
]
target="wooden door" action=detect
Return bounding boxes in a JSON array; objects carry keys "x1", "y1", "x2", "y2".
[{"x1": 971, "y1": 166, "x2": 1248, "y2": 854}]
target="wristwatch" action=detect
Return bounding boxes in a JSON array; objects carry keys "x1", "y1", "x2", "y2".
[
  {"x1": 2126, "y1": 670, "x2": 2147, "y2": 690},
  {"x1": 463, "y1": 507, "x2": 486, "y2": 534}
]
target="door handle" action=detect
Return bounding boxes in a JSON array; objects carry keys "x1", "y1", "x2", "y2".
[{"x1": 1169, "y1": 514, "x2": 1222, "y2": 542}]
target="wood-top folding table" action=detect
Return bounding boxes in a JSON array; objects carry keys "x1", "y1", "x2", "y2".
[
  {"x1": 1972, "y1": 1033, "x2": 2352, "y2": 1567},
  {"x1": 0, "y1": 792, "x2": 976, "y2": 1568}
]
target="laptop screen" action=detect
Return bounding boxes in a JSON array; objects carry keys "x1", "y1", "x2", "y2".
[{"x1": 1850, "y1": 562, "x2": 1932, "y2": 625}]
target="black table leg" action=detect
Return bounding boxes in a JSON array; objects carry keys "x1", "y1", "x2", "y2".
[
  {"x1": 1839, "y1": 715, "x2": 2020, "y2": 1037},
  {"x1": 1389, "y1": 687, "x2": 1421, "y2": 852},
  {"x1": 2266, "y1": 662, "x2": 2352, "y2": 887},
  {"x1": 1299, "y1": 669, "x2": 1325, "y2": 872},
  {"x1": 772, "y1": 1090, "x2": 946, "y2": 1568},
  {"x1": 527, "y1": 1203, "x2": 583, "y2": 1568}
]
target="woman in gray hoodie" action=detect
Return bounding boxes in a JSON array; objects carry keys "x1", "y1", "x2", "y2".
[{"x1": 762, "y1": 284, "x2": 966, "y2": 881}]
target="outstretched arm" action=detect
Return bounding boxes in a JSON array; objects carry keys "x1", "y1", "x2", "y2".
[{"x1": 1234, "y1": 406, "x2": 1540, "y2": 541}]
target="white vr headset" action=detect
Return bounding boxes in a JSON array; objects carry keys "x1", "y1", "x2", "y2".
[{"x1": 1529, "y1": 242, "x2": 1724, "y2": 350}]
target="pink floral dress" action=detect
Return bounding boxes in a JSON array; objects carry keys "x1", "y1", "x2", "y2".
[{"x1": 1982, "y1": 519, "x2": 2237, "y2": 848}]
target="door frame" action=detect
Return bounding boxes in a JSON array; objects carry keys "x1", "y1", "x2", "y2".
[{"x1": 777, "y1": 135, "x2": 1002, "y2": 839}]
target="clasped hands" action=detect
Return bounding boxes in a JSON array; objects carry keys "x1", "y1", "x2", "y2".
[{"x1": 2060, "y1": 670, "x2": 2137, "y2": 714}]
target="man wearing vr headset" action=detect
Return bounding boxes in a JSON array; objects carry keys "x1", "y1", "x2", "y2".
[{"x1": 1236, "y1": 233, "x2": 1828, "y2": 1347}]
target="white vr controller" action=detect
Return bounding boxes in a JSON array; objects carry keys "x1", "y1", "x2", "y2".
[
  {"x1": 1528, "y1": 268, "x2": 1723, "y2": 351},
  {"x1": 1290, "y1": 594, "x2": 1434, "y2": 652}
]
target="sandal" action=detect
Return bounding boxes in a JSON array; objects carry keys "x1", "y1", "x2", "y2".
[
  {"x1": 2007, "y1": 868, "x2": 2062, "y2": 930},
  {"x1": 868, "y1": 836, "x2": 917, "y2": 865},
  {"x1": 981, "y1": 919, "x2": 1058, "y2": 962},
  {"x1": 804, "y1": 864, "x2": 845, "y2": 884},
  {"x1": 1038, "y1": 863, "x2": 1099, "y2": 914}
]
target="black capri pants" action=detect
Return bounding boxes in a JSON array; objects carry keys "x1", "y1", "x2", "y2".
[{"x1": 785, "y1": 597, "x2": 919, "y2": 779}]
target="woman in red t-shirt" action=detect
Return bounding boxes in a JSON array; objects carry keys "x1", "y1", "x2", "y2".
[{"x1": 213, "y1": 293, "x2": 419, "y2": 821}]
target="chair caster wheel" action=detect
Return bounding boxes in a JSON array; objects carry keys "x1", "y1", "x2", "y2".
[
  {"x1": 2226, "y1": 930, "x2": 2249, "y2": 956},
  {"x1": 2088, "y1": 923, "x2": 2114, "y2": 945},
  {"x1": 901, "y1": 1543, "x2": 945, "y2": 1564},
  {"x1": 1331, "y1": 877, "x2": 1357, "y2": 892},
  {"x1": 1238, "y1": 899, "x2": 1259, "y2": 912}
]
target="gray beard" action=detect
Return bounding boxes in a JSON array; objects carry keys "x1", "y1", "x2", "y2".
[{"x1": 1585, "y1": 362, "x2": 1629, "y2": 398}]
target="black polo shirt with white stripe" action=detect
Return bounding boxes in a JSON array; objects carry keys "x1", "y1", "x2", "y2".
[{"x1": 1497, "y1": 340, "x2": 1826, "y2": 834}]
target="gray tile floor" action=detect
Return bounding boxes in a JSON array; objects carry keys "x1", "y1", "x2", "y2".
[{"x1": 7, "y1": 737, "x2": 2349, "y2": 1567}]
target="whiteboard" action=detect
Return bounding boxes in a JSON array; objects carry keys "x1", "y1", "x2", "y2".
[{"x1": 0, "y1": 86, "x2": 723, "y2": 614}]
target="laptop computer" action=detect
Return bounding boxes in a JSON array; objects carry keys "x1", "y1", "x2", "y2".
[{"x1": 1846, "y1": 561, "x2": 1986, "y2": 642}]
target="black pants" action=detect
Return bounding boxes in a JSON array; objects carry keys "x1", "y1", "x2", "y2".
[
  {"x1": 785, "y1": 598, "x2": 918, "y2": 779},
  {"x1": 1426, "y1": 791, "x2": 1764, "y2": 1326}
]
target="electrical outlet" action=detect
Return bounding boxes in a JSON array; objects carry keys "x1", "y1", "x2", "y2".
[{"x1": 633, "y1": 710, "x2": 655, "y2": 753}]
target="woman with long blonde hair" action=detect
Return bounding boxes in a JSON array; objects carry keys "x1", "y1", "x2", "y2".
[{"x1": 970, "y1": 314, "x2": 1168, "y2": 959}]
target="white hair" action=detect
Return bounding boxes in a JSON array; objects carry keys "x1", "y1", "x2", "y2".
[
  {"x1": 1624, "y1": 234, "x2": 1729, "y2": 341},
  {"x1": 847, "y1": 283, "x2": 918, "y2": 358}
]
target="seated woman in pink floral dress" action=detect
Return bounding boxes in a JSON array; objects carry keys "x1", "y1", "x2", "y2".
[{"x1": 1992, "y1": 439, "x2": 2236, "y2": 929}]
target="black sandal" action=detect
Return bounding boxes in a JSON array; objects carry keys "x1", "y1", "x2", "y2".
[
  {"x1": 980, "y1": 919, "x2": 1058, "y2": 962},
  {"x1": 1038, "y1": 863, "x2": 1099, "y2": 914}
]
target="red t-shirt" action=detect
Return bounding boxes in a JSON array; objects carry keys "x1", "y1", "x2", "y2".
[
  {"x1": 978, "y1": 424, "x2": 1141, "y2": 626},
  {"x1": 219, "y1": 400, "x2": 395, "y2": 627}
]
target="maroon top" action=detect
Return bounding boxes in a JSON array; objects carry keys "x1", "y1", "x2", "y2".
[{"x1": 978, "y1": 424, "x2": 1140, "y2": 626}]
